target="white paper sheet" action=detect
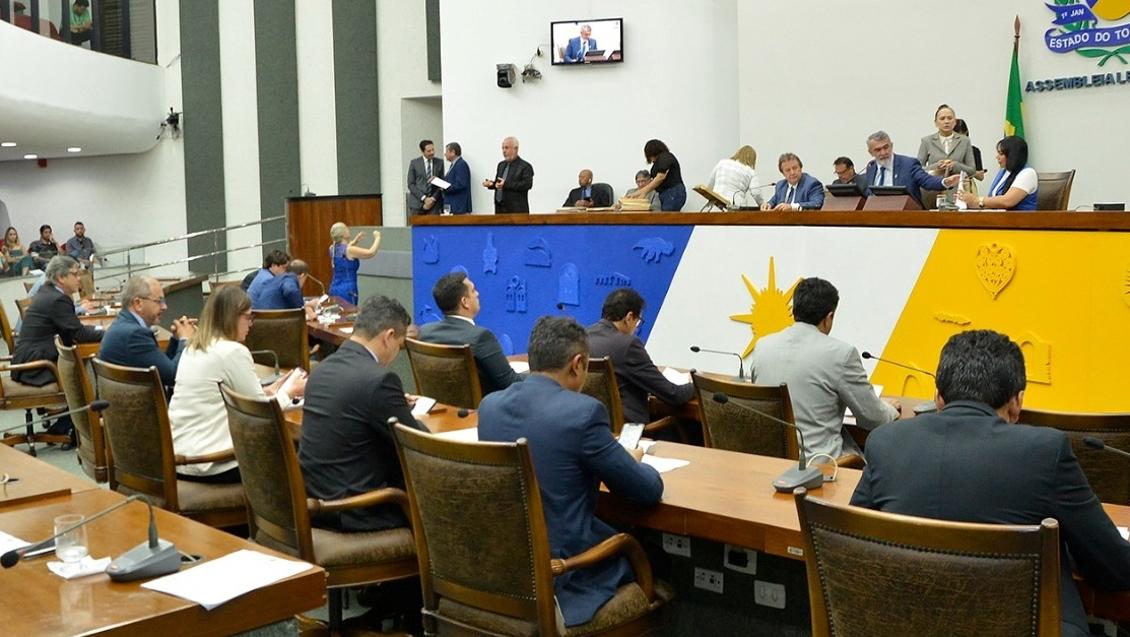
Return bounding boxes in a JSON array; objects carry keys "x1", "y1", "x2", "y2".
[
  {"x1": 433, "y1": 427, "x2": 479, "y2": 442},
  {"x1": 1119, "y1": 526, "x2": 1128, "y2": 541},
  {"x1": 510, "y1": 361, "x2": 530, "y2": 374},
  {"x1": 0, "y1": 530, "x2": 30, "y2": 555},
  {"x1": 641, "y1": 455, "x2": 690, "y2": 473},
  {"x1": 141, "y1": 549, "x2": 315, "y2": 610},
  {"x1": 430, "y1": 176, "x2": 451, "y2": 190},
  {"x1": 48, "y1": 556, "x2": 111, "y2": 580},
  {"x1": 661, "y1": 367, "x2": 692, "y2": 386},
  {"x1": 411, "y1": 396, "x2": 437, "y2": 417}
]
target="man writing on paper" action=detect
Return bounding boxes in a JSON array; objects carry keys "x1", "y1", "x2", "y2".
[
  {"x1": 479, "y1": 316, "x2": 663, "y2": 628},
  {"x1": 852, "y1": 330, "x2": 1130, "y2": 637},
  {"x1": 407, "y1": 139, "x2": 445, "y2": 215},
  {"x1": 563, "y1": 169, "x2": 611, "y2": 209}
]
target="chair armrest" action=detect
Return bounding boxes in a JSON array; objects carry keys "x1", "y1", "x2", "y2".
[
  {"x1": 550, "y1": 532, "x2": 654, "y2": 600},
  {"x1": 0, "y1": 359, "x2": 61, "y2": 384},
  {"x1": 174, "y1": 448, "x2": 237, "y2": 465},
  {"x1": 307, "y1": 487, "x2": 410, "y2": 519},
  {"x1": 642, "y1": 416, "x2": 676, "y2": 435},
  {"x1": 835, "y1": 453, "x2": 865, "y2": 470}
]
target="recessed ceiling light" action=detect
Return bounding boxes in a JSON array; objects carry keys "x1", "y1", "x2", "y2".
[
  {"x1": 67, "y1": 147, "x2": 82, "y2": 153},
  {"x1": 1, "y1": 142, "x2": 16, "y2": 148},
  {"x1": 24, "y1": 154, "x2": 38, "y2": 160}
]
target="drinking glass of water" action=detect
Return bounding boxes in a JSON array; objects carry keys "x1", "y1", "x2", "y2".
[
  {"x1": 54, "y1": 514, "x2": 89, "y2": 563},
  {"x1": 442, "y1": 204, "x2": 452, "y2": 215}
]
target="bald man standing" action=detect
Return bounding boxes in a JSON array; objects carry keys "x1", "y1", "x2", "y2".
[
  {"x1": 483, "y1": 136, "x2": 534, "y2": 214},
  {"x1": 563, "y1": 169, "x2": 611, "y2": 208}
]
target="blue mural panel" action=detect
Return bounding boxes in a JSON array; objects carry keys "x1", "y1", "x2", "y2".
[{"x1": 412, "y1": 224, "x2": 693, "y2": 353}]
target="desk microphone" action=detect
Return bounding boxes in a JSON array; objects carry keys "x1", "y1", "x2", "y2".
[
  {"x1": 712, "y1": 392, "x2": 825, "y2": 492},
  {"x1": 307, "y1": 274, "x2": 327, "y2": 297},
  {"x1": 0, "y1": 400, "x2": 110, "y2": 435},
  {"x1": 1083, "y1": 436, "x2": 1130, "y2": 460},
  {"x1": 250, "y1": 349, "x2": 281, "y2": 385},
  {"x1": 456, "y1": 408, "x2": 476, "y2": 418},
  {"x1": 690, "y1": 346, "x2": 745, "y2": 381},
  {"x1": 861, "y1": 351, "x2": 936, "y2": 378}
]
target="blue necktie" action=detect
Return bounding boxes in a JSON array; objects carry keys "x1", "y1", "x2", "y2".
[{"x1": 878, "y1": 166, "x2": 887, "y2": 186}]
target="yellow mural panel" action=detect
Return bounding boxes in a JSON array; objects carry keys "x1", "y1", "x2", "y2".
[{"x1": 874, "y1": 229, "x2": 1130, "y2": 411}]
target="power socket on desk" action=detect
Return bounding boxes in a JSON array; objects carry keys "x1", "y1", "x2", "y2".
[{"x1": 723, "y1": 544, "x2": 757, "y2": 575}]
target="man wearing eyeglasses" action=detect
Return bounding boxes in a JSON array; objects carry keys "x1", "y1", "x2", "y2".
[{"x1": 99, "y1": 276, "x2": 196, "y2": 389}]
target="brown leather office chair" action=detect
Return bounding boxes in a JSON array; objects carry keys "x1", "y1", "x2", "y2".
[
  {"x1": 794, "y1": 488, "x2": 1061, "y2": 637},
  {"x1": 92, "y1": 359, "x2": 245, "y2": 528},
  {"x1": 244, "y1": 308, "x2": 310, "y2": 370},
  {"x1": 583, "y1": 356, "x2": 678, "y2": 440},
  {"x1": 1036, "y1": 170, "x2": 1075, "y2": 211},
  {"x1": 221, "y1": 386, "x2": 418, "y2": 633},
  {"x1": 15, "y1": 297, "x2": 31, "y2": 321},
  {"x1": 55, "y1": 338, "x2": 110, "y2": 482},
  {"x1": 1020, "y1": 408, "x2": 1130, "y2": 504},
  {"x1": 693, "y1": 373, "x2": 864, "y2": 469},
  {"x1": 405, "y1": 338, "x2": 483, "y2": 409},
  {"x1": 392, "y1": 422, "x2": 669, "y2": 636},
  {"x1": 0, "y1": 303, "x2": 71, "y2": 455}
]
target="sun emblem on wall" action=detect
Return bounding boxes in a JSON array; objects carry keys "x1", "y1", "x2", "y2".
[{"x1": 729, "y1": 257, "x2": 800, "y2": 357}]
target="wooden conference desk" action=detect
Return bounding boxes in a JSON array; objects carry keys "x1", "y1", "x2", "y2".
[
  {"x1": 77, "y1": 310, "x2": 174, "y2": 359},
  {"x1": 0, "y1": 488, "x2": 325, "y2": 636},
  {"x1": 0, "y1": 443, "x2": 99, "y2": 509}
]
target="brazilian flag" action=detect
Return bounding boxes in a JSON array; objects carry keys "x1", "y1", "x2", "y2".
[{"x1": 1005, "y1": 18, "x2": 1026, "y2": 139}]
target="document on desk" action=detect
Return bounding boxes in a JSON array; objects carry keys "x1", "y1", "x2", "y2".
[
  {"x1": 510, "y1": 360, "x2": 530, "y2": 374},
  {"x1": 142, "y1": 549, "x2": 315, "y2": 610},
  {"x1": 0, "y1": 530, "x2": 30, "y2": 555},
  {"x1": 661, "y1": 367, "x2": 692, "y2": 386},
  {"x1": 642, "y1": 455, "x2": 690, "y2": 473},
  {"x1": 411, "y1": 395, "x2": 437, "y2": 417},
  {"x1": 433, "y1": 427, "x2": 479, "y2": 442}
]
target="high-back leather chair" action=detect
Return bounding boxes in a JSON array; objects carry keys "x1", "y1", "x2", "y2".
[
  {"x1": 692, "y1": 373, "x2": 799, "y2": 458},
  {"x1": 244, "y1": 308, "x2": 310, "y2": 370},
  {"x1": 221, "y1": 386, "x2": 418, "y2": 632},
  {"x1": 405, "y1": 338, "x2": 483, "y2": 409},
  {"x1": 55, "y1": 338, "x2": 109, "y2": 482},
  {"x1": 1020, "y1": 408, "x2": 1130, "y2": 504},
  {"x1": 581, "y1": 357, "x2": 626, "y2": 435},
  {"x1": 0, "y1": 303, "x2": 70, "y2": 455},
  {"x1": 392, "y1": 422, "x2": 669, "y2": 635},
  {"x1": 92, "y1": 359, "x2": 245, "y2": 528},
  {"x1": 794, "y1": 488, "x2": 1061, "y2": 637},
  {"x1": 15, "y1": 297, "x2": 32, "y2": 321},
  {"x1": 1036, "y1": 170, "x2": 1075, "y2": 210},
  {"x1": 592, "y1": 182, "x2": 614, "y2": 207}
]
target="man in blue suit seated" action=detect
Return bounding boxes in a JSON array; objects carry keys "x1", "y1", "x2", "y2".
[
  {"x1": 862, "y1": 130, "x2": 960, "y2": 208},
  {"x1": 479, "y1": 315, "x2": 664, "y2": 628},
  {"x1": 563, "y1": 24, "x2": 598, "y2": 63},
  {"x1": 443, "y1": 142, "x2": 472, "y2": 213},
  {"x1": 99, "y1": 276, "x2": 196, "y2": 389},
  {"x1": 249, "y1": 259, "x2": 311, "y2": 311},
  {"x1": 241, "y1": 249, "x2": 288, "y2": 292},
  {"x1": 762, "y1": 152, "x2": 825, "y2": 211}
]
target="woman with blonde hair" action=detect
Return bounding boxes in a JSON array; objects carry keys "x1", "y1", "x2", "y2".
[
  {"x1": 168, "y1": 286, "x2": 307, "y2": 483},
  {"x1": 328, "y1": 222, "x2": 381, "y2": 305},
  {"x1": 3, "y1": 226, "x2": 33, "y2": 276},
  {"x1": 705, "y1": 145, "x2": 763, "y2": 208}
]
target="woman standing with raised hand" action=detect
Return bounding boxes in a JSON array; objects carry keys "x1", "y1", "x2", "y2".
[{"x1": 327, "y1": 222, "x2": 381, "y2": 305}]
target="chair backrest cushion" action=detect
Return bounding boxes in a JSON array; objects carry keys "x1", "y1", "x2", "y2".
[
  {"x1": 406, "y1": 339, "x2": 482, "y2": 409},
  {"x1": 245, "y1": 308, "x2": 308, "y2": 369},
  {"x1": 93, "y1": 360, "x2": 173, "y2": 506}
]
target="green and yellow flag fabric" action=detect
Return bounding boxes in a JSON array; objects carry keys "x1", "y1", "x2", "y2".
[{"x1": 1005, "y1": 17, "x2": 1026, "y2": 139}]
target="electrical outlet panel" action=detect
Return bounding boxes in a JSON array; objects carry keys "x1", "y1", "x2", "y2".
[
  {"x1": 693, "y1": 567, "x2": 724, "y2": 594},
  {"x1": 723, "y1": 544, "x2": 757, "y2": 574},
  {"x1": 754, "y1": 580, "x2": 786, "y2": 609},
  {"x1": 661, "y1": 533, "x2": 691, "y2": 557}
]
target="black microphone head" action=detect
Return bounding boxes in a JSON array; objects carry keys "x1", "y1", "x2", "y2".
[
  {"x1": 712, "y1": 392, "x2": 730, "y2": 404},
  {"x1": 1083, "y1": 436, "x2": 1106, "y2": 451},
  {"x1": 90, "y1": 399, "x2": 110, "y2": 412},
  {"x1": 690, "y1": 346, "x2": 701, "y2": 353},
  {"x1": 457, "y1": 408, "x2": 470, "y2": 418},
  {"x1": 1, "y1": 550, "x2": 20, "y2": 568},
  {"x1": 555, "y1": 302, "x2": 565, "y2": 311},
  {"x1": 861, "y1": 351, "x2": 874, "y2": 360}
]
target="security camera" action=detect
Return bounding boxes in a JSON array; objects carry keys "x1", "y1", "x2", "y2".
[{"x1": 496, "y1": 64, "x2": 516, "y2": 88}]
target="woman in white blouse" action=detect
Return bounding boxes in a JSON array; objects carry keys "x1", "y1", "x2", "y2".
[
  {"x1": 957, "y1": 136, "x2": 1039, "y2": 211},
  {"x1": 168, "y1": 286, "x2": 307, "y2": 483},
  {"x1": 705, "y1": 145, "x2": 763, "y2": 209}
]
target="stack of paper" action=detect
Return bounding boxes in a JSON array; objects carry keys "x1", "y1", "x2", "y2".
[
  {"x1": 142, "y1": 549, "x2": 315, "y2": 610},
  {"x1": 618, "y1": 198, "x2": 651, "y2": 211},
  {"x1": 411, "y1": 396, "x2": 437, "y2": 417},
  {"x1": 642, "y1": 455, "x2": 690, "y2": 474},
  {"x1": 661, "y1": 367, "x2": 692, "y2": 386},
  {"x1": 510, "y1": 361, "x2": 530, "y2": 374}
]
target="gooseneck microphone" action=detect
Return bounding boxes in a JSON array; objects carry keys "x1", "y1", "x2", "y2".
[
  {"x1": 250, "y1": 349, "x2": 281, "y2": 385},
  {"x1": 0, "y1": 400, "x2": 110, "y2": 436},
  {"x1": 456, "y1": 408, "x2": 476, "y2": 418},
  {"x1": 1083, "y1": 436, "x2": 1130, "y2": 460},
  {"x1": 712, "y1": 392, "x2": 825, "y2": 492},
  {"x1": 690, "y1": 345, "x2": 746, "y2": 381},
  {"x1": 861, "y1": 351, "x2": 936, "y2": 378}
]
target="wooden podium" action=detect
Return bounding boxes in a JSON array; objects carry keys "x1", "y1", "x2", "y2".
[
  {"x1": 286, "y1": 194, "x2": 382, "y2": 290},
  {"x1": 863, "y1": 194, "x2": 922, "y2": 211},
  {"x1": 822, "y1": 195, "x2": 865, "y2": 211}
]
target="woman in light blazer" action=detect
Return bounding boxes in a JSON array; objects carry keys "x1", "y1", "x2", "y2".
[{"x1": 916, "y1": 104, "x2": 977, "y2": 178}]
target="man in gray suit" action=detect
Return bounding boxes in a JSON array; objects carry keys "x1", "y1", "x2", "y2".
[
  {"x1": 406, "y1": 139, "x2": 445, "y2": 215},
  {"x1": 750, "y1": 277, "x2": 899, "y2": 460}
]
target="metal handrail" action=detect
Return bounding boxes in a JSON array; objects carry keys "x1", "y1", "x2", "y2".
[{"x1": 99, "y1": 215, "x2": 287, "y2": 256}]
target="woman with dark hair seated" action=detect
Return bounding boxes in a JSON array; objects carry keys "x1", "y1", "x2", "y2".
[
  {"x1": 631, "y1": 139, "x2": 686, "y2": 211},
  {"x1": 958, "y1": 136, "x2": 1038, "y2": 211}
]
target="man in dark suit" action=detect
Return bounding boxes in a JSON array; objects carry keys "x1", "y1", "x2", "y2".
[
  {"x1": 98, "y1": 276, "x2": 195, "y2": 389},
  {"x1": 852, "y1": 330, "x2": 1130, "y2": 637},
  {"x1": 482, "y1": 136, "x2": 534, "y2": 214},
  {"x1": 762, "y1": 153, "x2": 825, "y2": 211},
  {"x1": 13, "y1": 255, "x2": 102, "y2": 387},
  {"x1": 479, "y1": 316, "x2": 663, "y2": 628},
  {"x1": 563, "y1": 169, "x2": 612, "y2": 208},
  {"x1": 587, "y1": 288, "x2": 693, "y2": 424},
  {"x1": 563, "y1": 24, "x2": 598, "y2": 63},
  {"x1": 831, "y1": 156, "x2": 869, "y2": 193},
  {"x1": 406, "y1": 139, "x2": 445, "y2": 215},
  {"x1": 862, "y1": 130, "x2": 959, "y2": 208},
  {"x1": 299, "y1": 296, "x2": 426, "y2": 532},
  {"x1": 443, "y1": 142, "x2": 472, "y2": 214},
  {"x1": 417, "y1": 272, "x2": 521, "y2": 396}
]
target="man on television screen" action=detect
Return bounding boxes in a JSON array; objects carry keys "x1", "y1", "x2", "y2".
[{"x1": 563, "y1": 24, "x2": 598, "y2": 63}]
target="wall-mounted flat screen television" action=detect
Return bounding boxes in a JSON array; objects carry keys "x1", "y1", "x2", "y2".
[{"x1": 550, "y1": 18, "x2": 623, "y2": 65}]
